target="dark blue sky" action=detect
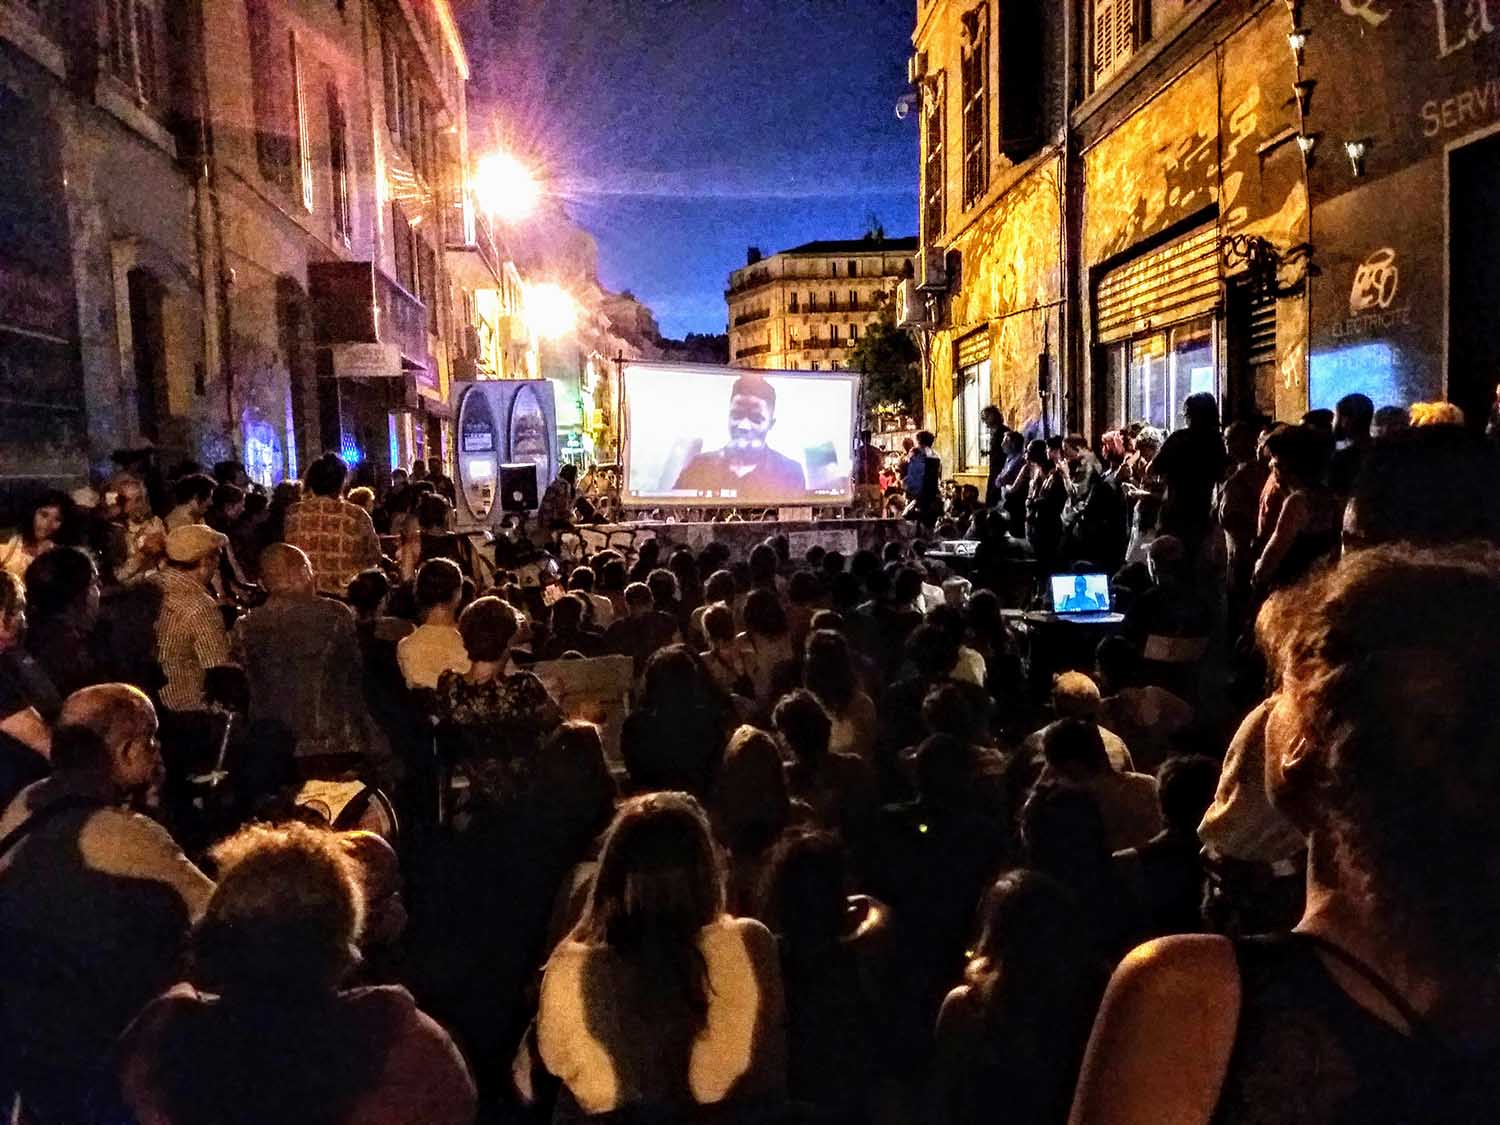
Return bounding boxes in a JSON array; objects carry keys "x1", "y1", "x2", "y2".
[{"x1": 459, "y1": 0, "x2": 919, "y2": 339}]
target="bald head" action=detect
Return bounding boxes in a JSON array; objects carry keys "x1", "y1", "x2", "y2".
[
  {"x1": 53, "y1": 684, "x2": 156, "y2": 775},
  {"x1": 259, "y1": 543, "x2": 315, "y2": 597}
]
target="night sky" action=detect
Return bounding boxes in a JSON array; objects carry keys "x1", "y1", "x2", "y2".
[{"x1": 458, "y1": 0, "x2": 919, "y2": 340}]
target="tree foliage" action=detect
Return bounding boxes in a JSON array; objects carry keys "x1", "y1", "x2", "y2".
[{"x1": 850, "y1": 300, "x2": 921, "y2": 420}]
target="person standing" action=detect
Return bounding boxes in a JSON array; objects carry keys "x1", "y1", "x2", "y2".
[
  {"x1": 980, "y1": 406, "x2": 1008, "y2": 507},
  {"x1": 904, "y1": 430, "x2": 942, "y2": 524},
  {"x1": 163, "y1": 474, "x2": 215, "y2": 533},
  {"x1": 426, "y1": 456, "x2": 457, "y2": 509},
  {"x1": 396, "y1": 558, "x2": 470, "y2": 691},
  {"x1": 283, "y1": 453, "x2": 382, "y2": 597},
  {"x1": 538, "y1": 464, "x2": 579, "y2": 534},
  {"x1": 145, "y1": 525, "x2": 233, "y2": 716},
  {"x1": 1149, "y1": 392, "x2": 1228, "y2": 548}
]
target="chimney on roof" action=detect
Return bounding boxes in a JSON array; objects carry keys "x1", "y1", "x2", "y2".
[{"x1": 747, "y1": 246, "x2": 762, "y2": 265}]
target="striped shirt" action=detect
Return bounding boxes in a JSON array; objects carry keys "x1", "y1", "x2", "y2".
[
  {"x1": 284, "y1": 496, "x2": 382, "y2": 595},
  {"x1": 146, "y1": 567, "x2": 232, "y2": 712}
]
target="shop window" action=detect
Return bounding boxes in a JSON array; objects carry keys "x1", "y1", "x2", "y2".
[
  {"x1": 953, "y1": 357, "x2": 990, "y2": 471},
  {"x1": 1105, "y1": 317, "x2": 1216, "y2": 430}
]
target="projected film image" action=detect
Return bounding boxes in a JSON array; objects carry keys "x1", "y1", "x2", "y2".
[{"x1": 623, "y1": 364, "x2": 857, "y2": 506}]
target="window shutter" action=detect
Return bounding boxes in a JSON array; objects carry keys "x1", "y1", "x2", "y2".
[{"x1": 1093, "y1": 0, "x2": 1135, "y2": 87}]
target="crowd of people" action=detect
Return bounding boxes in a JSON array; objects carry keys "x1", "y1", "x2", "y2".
[{"x1": 1, "y1": 393, "x2": 1499, "y2": 1125}]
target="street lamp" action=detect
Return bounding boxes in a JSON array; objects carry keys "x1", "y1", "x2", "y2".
[
  {"x1": 525, "y1": 282, "x2": 578, "y2": 341},
  {"x1": 474, "y1": 151, "x2": 541, "y2": 223}
]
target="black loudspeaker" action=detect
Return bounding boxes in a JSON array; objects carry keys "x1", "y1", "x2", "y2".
[{"x1": 499, "y1": 462, "x2": 539, "y2": 512}]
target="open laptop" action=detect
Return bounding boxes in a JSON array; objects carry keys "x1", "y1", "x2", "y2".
[{"x1": 1048, "y1": 572, "x2": 1116, "y2": 621}]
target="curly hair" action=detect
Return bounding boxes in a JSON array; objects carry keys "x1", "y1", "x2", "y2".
[{"x1": 1258, "y1": 543, "x2": 1500, "y2": 965}]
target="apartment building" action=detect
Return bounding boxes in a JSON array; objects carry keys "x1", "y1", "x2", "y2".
[
  {"x1": 0, "y1": 0, "x2": 518, "y2": 500},
  {"x1": 725, "y1": 236, "x2": 918, "y2": 372}
]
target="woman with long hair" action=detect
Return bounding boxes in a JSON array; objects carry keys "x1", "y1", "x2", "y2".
[
  {"x1": 620, "y1": 645, "x2": 734, "y2": 798},
  {"x1": 119, "y1": 822, "x2": 475, "y2": 1125},
  {"x1": 803, "y1": 629, "x2": 877, "y2": 763},
  {"x1": 712, "y1": 726, "x2": 797, "y2": 913},
  {"x1": 737, "y1": 589, "x2": 796, "y2": 708},
  {"x1": 537, "y1": 793, "x2": 787, "y2": 1119},
  {"x1": 932, "y1": 870, "x2": 1104, "y2": 1125},
  {"x1": 0, "y1": 491, "x2": 69, "y2": 580}
]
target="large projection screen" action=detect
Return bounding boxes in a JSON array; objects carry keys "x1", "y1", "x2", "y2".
[{"x1": 623, "y1": 362, "x2": 857, "y2": 508}]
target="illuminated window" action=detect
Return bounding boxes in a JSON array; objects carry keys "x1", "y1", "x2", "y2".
[
  {"x1": 954, "y1": 357, "x2": 990, "y2": 471},
  {"x1": 960, "y1": 5, "x2": 989, "y2": 209},
  {"x1": 1104, "y1": 317, "x2": 1216, "y2": 430}
]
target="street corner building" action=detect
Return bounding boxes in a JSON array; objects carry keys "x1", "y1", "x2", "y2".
[
  {"x1": 725, "y1": 237, "x2": 921, "y2": 373},
  {"x1": 0, "y1": 0, "x2": 537, "y2": 499},
  {"x1": 908, "y1": 0, "x2": 1500, "y2": 489}
]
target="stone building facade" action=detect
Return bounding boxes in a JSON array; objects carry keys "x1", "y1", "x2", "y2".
[
  {"x1": 913, "y1": 0, "x2": 1500, "y2": 489},
  {"x1": 725, "y1": 237, "x2": 919, "y2": 372},
  {"x1": 0, "y1": 0, "x2": 525, "y2": 502}
]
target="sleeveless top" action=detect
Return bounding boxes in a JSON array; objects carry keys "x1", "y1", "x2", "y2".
[{"x1": 1212, "y1": 934, "x2": 1500, "y2": 1125}]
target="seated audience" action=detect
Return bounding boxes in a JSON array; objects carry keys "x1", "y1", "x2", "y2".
[
  {"x1": 0, "y1": 685, "x2": 213, "y2": 1121},
  {"x1": 537, "y1": 593, "x2": 602, "y2": 660},
  {"x1": 119, "y1": 821, "x2": 475, "y2": 1125},
  {"x1": 1021, "y1": 671, "x2": 1135, "y2": 773},
  {"x1": 700, "y1": 602, "x2": 755, "y2": 700},
  {"x1": 932, "y1": 870, "x2": 1105, "y2": 1125},
  {"x1": 773, "y1": 689, "x2": 878, "y2": 845},
  {"x1": 435, "y1": 597, "x2": 563, "y2": 810},
  {"x1": 1094, "y1": 636, "x2": 1194, "y2": 776},
  {"x1": 604, "y1": 581, "x2": 681, "y2": 675},
  {"x1": 712, "y1": 725, "x2": 799, "y2": 913},
  {"x1": 535, "y1": 793, "x2": 787, "y2": 1118},
  {"x1": 396, "y1": 558, "x2": 469, "y2": 691},
  {"x1": 1113, "y1": 754, "x2": 1219, "y2": 938},
  {"x1": 761, "y1": 831, "x2": 890, "y2": 1124},
  {"x1": 1039, "y1": 718, "x2": 1160, "y2": 852},
  {"x1": 803, "y1": 628, "x2": 878, "y2": 763},
  {"x1": 620, "y1": 645, "x2": 733, "y2": 799},
  {"x1": 1, "y1": 490, "x2": 68, "y2": 580},
  {"x1": 738, "y1": 588, "x2": 797, "y2": 707}
]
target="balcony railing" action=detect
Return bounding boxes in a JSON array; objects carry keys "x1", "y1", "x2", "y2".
[
  {"x1": 788, "y1": 299, "x2": 886, "y2": 315},
  {"x1": 734, "y1": 308, "x2": 771, "y2": 327},
  {"x1": 307, "y1": 260, "x2": 431, "y2": 380},
  {"x1": 726, "y1": 270, "x2": 773, "y2": 298},
  {"x1": 735, "y1": 342, "x2": 772, "y2": 360},
  {"x1": 789, "y1": 337, "x2": 858, "y2": 352}
]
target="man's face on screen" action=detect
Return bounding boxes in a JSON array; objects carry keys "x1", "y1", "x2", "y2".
[{"x1": 727, "y1": 393, "x2": 774, "y2": 454}]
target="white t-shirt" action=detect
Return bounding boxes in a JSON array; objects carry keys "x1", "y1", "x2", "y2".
[{"x1": 396, "y1": 624, "x2": 471, "y2": 690}]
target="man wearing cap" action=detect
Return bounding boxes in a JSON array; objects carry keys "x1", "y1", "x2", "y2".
[
  {"x1": 143, "y1": 524, "x2": 233, "y2": 714},
  {"x1": 673, "y1": 375, "x2": 807, "y2": 500}
]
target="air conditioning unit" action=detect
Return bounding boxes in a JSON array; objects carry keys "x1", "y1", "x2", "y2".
[
  {"x1": 897, "y1": 279, "x2": 930, "y2": 328},
  {"x1": 907, "y1": 51, "x2": 928, "y2": 86},
  {"x1": 918, "y1": 246, "x2": 949, "y2": 292}
]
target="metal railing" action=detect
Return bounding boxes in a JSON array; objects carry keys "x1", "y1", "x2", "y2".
[
  {"x1": 733, "y1": 308, "x2": 771, "y2": 326},
  {"x1": 735, "y1": 342, "x2": 772, "y2": 359}
]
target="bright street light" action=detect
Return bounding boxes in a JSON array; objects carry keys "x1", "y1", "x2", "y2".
[
  {"x1": 525, "y1": 282, "x2": 578, "y2": 340},
  {"x1": 474, "y1": 151, "x2": 541, "y2": 223}
]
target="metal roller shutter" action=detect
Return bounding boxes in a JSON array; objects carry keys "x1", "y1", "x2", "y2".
[{"x1": 1096, "y1": 224, "x2": 1221, "y2": 345}]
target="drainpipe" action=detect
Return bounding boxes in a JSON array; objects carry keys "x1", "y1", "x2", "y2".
[
  {"x1": 1058, "y1": 0, "x2": 1084, "y2": 436},
  {"x1": 188, "y1": 0, "x2": 234, "y2": 453}
]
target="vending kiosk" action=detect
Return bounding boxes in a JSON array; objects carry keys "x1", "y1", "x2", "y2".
[{"x1": 452, "y1": 380, "x2": 558, "y2": 531}]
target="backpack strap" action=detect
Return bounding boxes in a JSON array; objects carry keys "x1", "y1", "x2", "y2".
[{"x1": 1291, "y1": 930, "x2": 1428, "y2": 1036}]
